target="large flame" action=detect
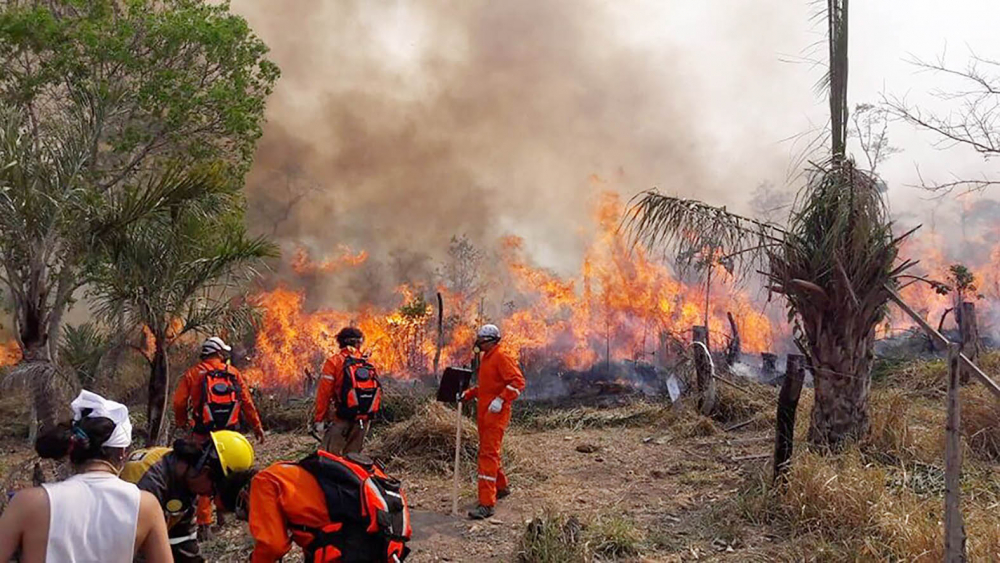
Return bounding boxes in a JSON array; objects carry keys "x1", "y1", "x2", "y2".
[
  {"x1": 246, "y1": 191, "x2": 779, "y2": 388},
  {"x1": 0, "y1": 340, "x2": 21, "y2": 368},
  {"x1": 891, "y1": 226, "x2": 1000, "y2": 336}
]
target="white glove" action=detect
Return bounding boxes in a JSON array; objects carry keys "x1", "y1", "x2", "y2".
[
  {"x1": 313, "y1": 422, "x2": 326, "y2": 434},
  {"x1": 488, "y1": 397, "x2": 504, "y2": 413}
]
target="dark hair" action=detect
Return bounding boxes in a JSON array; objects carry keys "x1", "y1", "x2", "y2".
[
  {"x1": 172, "y1": 438, "x2": 224, "y2": 478},
  {"x1": 171, "y1": 438, "x2": 205, "y2": 466},
  {"x1": 217, "y1": 469, "x2": 257, "y2": 512},
  {"x1": 336, "y1": 327, "x2": 364, "y2": 348},
  {"x1": 36, "y1": 416, "x2": 122, "y2": 466}
]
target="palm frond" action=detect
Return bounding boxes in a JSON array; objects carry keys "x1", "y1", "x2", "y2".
[
  {"x1": 59, "y1": 323, "x2": 110, "y2": 388},
  {"x1": 623, "y1": 191, "x2": 786, "y2": 277}
]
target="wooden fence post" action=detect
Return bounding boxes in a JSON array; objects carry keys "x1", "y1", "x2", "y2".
[
  {"x1": 692, "y1": 326, "x2": 716, "y2": 416},
  {"x1": 773, "y1": 354, "x2": 806, "y2": 483},
  {"x1": 958, "y1": 301, "x2": 980, "y2": 385},
  {"x1": 945, "y1": 343, "x2": 967, "y2": 561}
]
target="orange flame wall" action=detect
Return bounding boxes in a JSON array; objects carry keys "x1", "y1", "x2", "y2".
[
  {"x1": 891, "y1": 228, "x2": 1000, "y2": 335},
  {"x1": 246, "y1": 191, "x2": 780, "y2": 388}
]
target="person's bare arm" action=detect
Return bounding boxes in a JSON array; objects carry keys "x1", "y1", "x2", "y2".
[
  {"x1": 136, "y1": 491, "x2": 172, "y2": 563},
  {"x1": 0, "y1": 488, "x2": 46, "y2": 562}
]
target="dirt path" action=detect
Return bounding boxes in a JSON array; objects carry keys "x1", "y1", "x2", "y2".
[
  {"x1": 0, "y1": 419, "x2": 778, "y2": 561},
  {"x1": 402, "y1": 425, "x2": 773, "y2": 561}
]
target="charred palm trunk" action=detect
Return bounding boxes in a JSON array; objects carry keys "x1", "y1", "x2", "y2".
[
  {"x1": 20, "y1": 322, "x2": 58, "y2": 438},
  {"x1": 807, "y1": 329, "x2": 874, "y2": 447},
  {"x1": 146, "y1": 335, "x2": 170, "y2": 446}
]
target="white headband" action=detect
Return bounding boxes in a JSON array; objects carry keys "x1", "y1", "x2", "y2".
[{"x1": 70, "y1": 390, "x2": 133, "y2": 449}]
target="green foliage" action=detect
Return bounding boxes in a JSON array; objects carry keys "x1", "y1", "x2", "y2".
[
  {"x1": 59, "y1": 322, "x2": 110, "y2": 388},
  {"x1": 948, "y1": 263, "x2": 979, "y2": 300},
  {"x1": 399, "y1": 294, "x2": 431, "y2": 321},
  {"x1": 87, "y1": 166, "x2": 277, "y2": 353},
  {"x1": 0, "y1": 0, "x2": 280, "y2": 184}
]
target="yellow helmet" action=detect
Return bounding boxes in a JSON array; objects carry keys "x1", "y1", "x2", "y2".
[{"x1": 209, "y1": 430, "x2": 255, "y2": 476}]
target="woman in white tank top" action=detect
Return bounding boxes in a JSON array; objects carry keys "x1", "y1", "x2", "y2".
[{"x1": 0, "y1": 391, "x2": 171, "y2": 562}]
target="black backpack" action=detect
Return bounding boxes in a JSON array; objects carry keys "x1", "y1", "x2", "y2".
[{"x1": 294, "y1": 451, "x2": 411, "y2": 563}]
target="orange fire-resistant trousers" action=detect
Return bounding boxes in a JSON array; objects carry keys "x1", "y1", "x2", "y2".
[{"x1": 477, "y1": 405, "x2": 512, "y2": 507}]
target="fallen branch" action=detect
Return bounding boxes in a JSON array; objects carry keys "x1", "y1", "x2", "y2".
[
  {"x1": 724, "y1": 419, "x2": 755, "y2": 432},
  {"x1": 732, "y1": 453, "x2": 770, "y2": 462}
]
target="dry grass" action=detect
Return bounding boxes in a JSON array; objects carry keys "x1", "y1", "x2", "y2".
[
  {"x1": 514, "y1": 400, "x2": 675, "y2": 432},
  {"x1": 371, "y1": 401, "x2": 480, "y2": 474},
  {"x1": 863, "y1": 388, "x2": 943, "y2": 465},
  {"x1": 517, "y1": 510, "x2": 585, "y2": 563},
  {"x1": 774, "y1": 449, "x2": 1000, "y2": 560},
  {"x1": 587, "y1": 514, "x2": 645, "y2": 559},
  {"x1": 711, "y1": 378, "x2": 777, "y2": 430},
  {"x1": 961, "y1": 385, "x2": 1000, "y2": 463},
  {"x1": 516, "y1": 510, "x2": 645, "y2": 563},
  {"x1": 710, "y1": 353, "x2": 1000, "y2": 561}
]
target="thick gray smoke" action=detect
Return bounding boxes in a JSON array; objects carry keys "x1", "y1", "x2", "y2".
[{"x1": 231, "y1": 0, "x2": 810, "y2": 299}]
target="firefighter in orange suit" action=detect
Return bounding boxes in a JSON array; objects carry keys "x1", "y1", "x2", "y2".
[
  {"x1": 240, "y1": 451, "x2": 410, "y2": 562},
  {"x1": 458, "y1": 324, "x2": 526, "y2": 520},
  {"x1": 173, "y1": 336, "x2": 265, "y2": 535},
  {"x1": 313, "y1": 327, "x2": 372, "y2": 455}
]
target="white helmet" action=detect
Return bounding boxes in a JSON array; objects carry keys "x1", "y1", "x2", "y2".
[
  {"x1": 201, "y1": 336, "x2": 232, "y2": 357},
  {"x1": 476, "y1": 324, "x2": 501, "y2": 342}
]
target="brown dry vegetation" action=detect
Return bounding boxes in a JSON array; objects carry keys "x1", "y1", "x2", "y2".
[{"x1": 3, "y1": 358, "x2": 1000, "y2": 561}]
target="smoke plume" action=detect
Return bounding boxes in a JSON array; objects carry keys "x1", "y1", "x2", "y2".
[{"x1": 232, "y1": 0, "x2": 809, "y2": 297}]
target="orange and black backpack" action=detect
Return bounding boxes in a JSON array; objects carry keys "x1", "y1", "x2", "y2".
[
  {"x1": 335, "y1": 356, "x2": 382, "y2": 422},
  {"x1": 294, "y1": 451, "x2": 411, "y2": 563},
  {"x1": 197, "y1": 368, "x2": 242, "y2": 433}
]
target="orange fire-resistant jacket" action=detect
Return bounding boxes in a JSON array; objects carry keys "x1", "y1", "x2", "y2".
[
  {"x1": 173, "y1": 357, "x2": 262, "y2": 433},
  {"x1": 248, "y1": 462, "x2": 331, "y2": 563},
  {"x1": 313, "y1": 347, "x2": 366, "y2": 423},
  {"x1": 465, "y1": 344, "x2": 525, "y2": 412}
]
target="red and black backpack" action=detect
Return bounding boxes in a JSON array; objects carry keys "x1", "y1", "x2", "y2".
[
  {"x1": 335, "y1": 356, "x2": 382, "y2": 422},
  {"x1": 294, "y1": 451, "x2": 411, "y2": 563},
  {"x1": 197, "y1": 368, "x2": 242, "y2": 432}
]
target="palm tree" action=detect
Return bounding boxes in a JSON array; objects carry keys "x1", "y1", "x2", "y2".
[
  {"x1": 626, "y1": 0, "x2": 914, "y2": 447},
  {"x1": 0, "y1": 102, "x2": 224, "y2": 433},
  {"x1": 89, "y1": 166, "x2": 277, "y2": 445}
]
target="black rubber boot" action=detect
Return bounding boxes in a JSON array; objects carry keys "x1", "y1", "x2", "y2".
[
  {"x1": 497, "y1": 488, "x2": 512, "y2": 500},
  {"x1": 467, "y1": 505, "x2": 495, "y2": 520}
]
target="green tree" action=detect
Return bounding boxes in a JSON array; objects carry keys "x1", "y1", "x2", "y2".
[
  {"x1": 0, "y1": 0, "x2": 278, "y2": 429},
  {"x1": 89, "y1": 167, "x2": 276, "y2": 444},
  {"x1": 626, "y1": 0, "x2": 914, "y2": 448},
  {"x1": 0, "y1": 104, "x2": 218, "y2": 428},
  {"x1": 59, "y1": 322, "x2": 110, "y2": 389}
]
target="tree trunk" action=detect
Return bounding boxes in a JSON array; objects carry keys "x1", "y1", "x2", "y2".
[
  {"x1": 146, "y1": 338, "x2": 171, "y2": 446},
  {"x1": 433, "y1": 292, "x2": 444, "y2": 382},
  {"x1": 20, "y1": 334, "x2": 60, "y2": 435},
  {"x1": 725, "y1": 312, "x2": 741, "y2": 366},
  {"x1": 807, "y1": 333, "x2": 874, "y2": 448}
]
